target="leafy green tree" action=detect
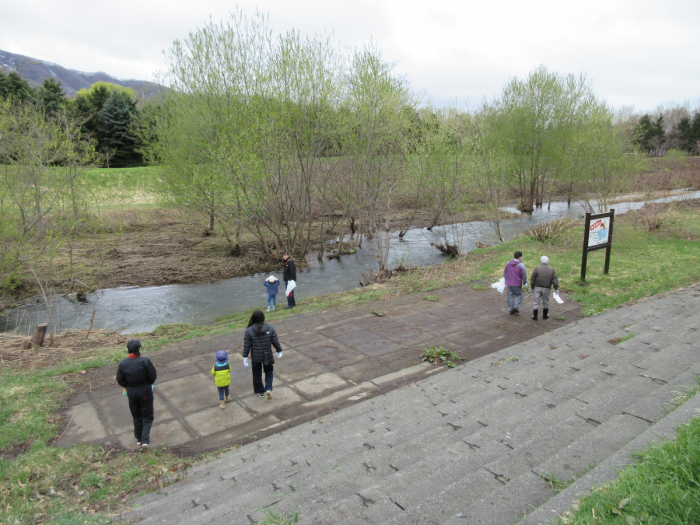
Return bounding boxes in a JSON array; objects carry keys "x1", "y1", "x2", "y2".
[
  {"x1": 98, "y1": 91, "x2": 140, "y2": 167},
  {"x1": 76, "y1": 81, "x2": 136, "y2": 101},
  {"x1": 0, "y1": 98, "x2": 98, "y2": 292},
  {"x1": 0, "y1": 71, "x2": 32, "y2": 103},
  {"x1": 343, "y1": 43, "x2": 416, "y2": 270},
  {"x1": 487, "y1": 65, "x2": 601, "y2": 213},
  {"x1": 566, "y1": 106, "x2": 641, "y2": 212}
]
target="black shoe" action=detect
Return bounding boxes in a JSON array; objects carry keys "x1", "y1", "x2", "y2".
[
  {"x1": 531, "y1": 309, "x2": 538, "y2": 321},
  {"x1": 283, "y1": 305, "x2": 293, "y2": 309},
  {"x1": 509, "y1": 309, "x2": 515, "y2": 314},
  {"x1": 513, "y1": 308, "x2": 519, "y2": 314},
  {"x1": 543, "y1": 308, "x2": 549, "y2": 319}
]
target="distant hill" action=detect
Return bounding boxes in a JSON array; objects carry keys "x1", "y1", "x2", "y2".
[{"x1": 0, "y1": 49, "x2": 161, "y2": 99}]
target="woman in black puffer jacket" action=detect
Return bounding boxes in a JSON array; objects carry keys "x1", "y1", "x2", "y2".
[{"x1": 242, "y1": 310, "x2": 283, "y2": 399}]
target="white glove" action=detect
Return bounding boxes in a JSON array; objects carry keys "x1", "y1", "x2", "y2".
[
  {"x1": 277, "y1": 352, "x2": 283, "y2": 358},
  {"x1": 243, "y1": 357, "x2": 249, "y2": 367}
]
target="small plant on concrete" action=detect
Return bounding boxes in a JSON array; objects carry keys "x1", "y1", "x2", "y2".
[
  {"x1": 538, "y1": 471, "x2": 572, "y2": 492},
  {"x1": 371, "y1": 310, "x2": 385, "y2": 317},
  {"x1": 423, "y1": 295, "x2": 439, "y2": 302},
  {"x1": 491, "y1": 355, "x2": 519, "y2": 366},
  {"x1": 420, "y1": 346, "x2": 463, "y2": 368},
  {"x1": 257, "y1": 507, "x2": 299, "y2": 525},
  {"x1": 608, "y1": 333, "x2": 635, "y2": 345},
  {"x1": 471, "y1": 283, "x2": 488, "y2": 291},
  {"x1": 666, "y1": 376, "x2": 700, "y2": 412},
  {"x1": 554, "y1": 315, "x2": 565, "y2": 321}
]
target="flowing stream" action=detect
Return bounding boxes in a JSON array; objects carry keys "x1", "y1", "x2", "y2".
[{"x1": 2, "y1": 192, "x2": 698, "y2": 334}]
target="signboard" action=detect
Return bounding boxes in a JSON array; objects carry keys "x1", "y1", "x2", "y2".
[
  {"x1": 588, "y1": 216, "x2": 611, "y2": 248},
  {"x1": 581, "y1": 209, "x2": 615, "y2": 281}
]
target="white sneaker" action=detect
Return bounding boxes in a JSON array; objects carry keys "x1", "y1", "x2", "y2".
[
  {"x1": 266, "y1": 306, "x2": 270, "y2": 312},
  {"x1": 272, "y1": 305, "x2": 276, "y2": 311},
  {"x1": 140, "y1": 443, "x2": 149, "y2": 452},
  {"x1": 266, "y1": 390, "x2": 272, "y2": 400}
]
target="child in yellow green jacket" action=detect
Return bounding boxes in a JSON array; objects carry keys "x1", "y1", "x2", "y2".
[{"x1": 211, "y1": 350, "x2": 232, "y2": 409}]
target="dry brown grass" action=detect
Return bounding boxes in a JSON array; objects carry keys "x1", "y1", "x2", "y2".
[{"x1": 0, "y1": 329, "x2": 151, "y2": 371}]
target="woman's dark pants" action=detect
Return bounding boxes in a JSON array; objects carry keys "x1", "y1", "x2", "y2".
[
  {"x1": 252, "y1": 361, "x2": 274, "y2": 393},
  {"x1": 285, "y1": 280, "x2": 296, "y2": 307}
]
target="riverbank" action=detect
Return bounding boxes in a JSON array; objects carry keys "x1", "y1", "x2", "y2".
[
  {"x1": 4, "y1": 156, "x2": 698, "y2": 309},
  {"x1": 1, "y1": 199, "x2": 699, "y2": 524}
]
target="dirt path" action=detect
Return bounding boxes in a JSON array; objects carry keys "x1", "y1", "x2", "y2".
[{"x1": 55, "y1": 282, "x2": 582, "y2": 454}]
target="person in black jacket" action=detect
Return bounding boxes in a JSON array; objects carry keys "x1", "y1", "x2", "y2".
[
  {"x1": 242, "y1": 310, "x2": 282, "y2": 399},
  {"x1": 282, "y1": 252, "x2": 297, "y2": 309},
  {"x1": 116, "y1": 339, "x2": 157, "y2": 451}
]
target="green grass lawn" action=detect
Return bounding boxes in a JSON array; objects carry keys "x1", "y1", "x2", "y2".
[
  {"x1": 555, "y1": 414, "x2": 700, "y2": 524},
  {"x1": 1, "y1": 204, "x2": 699, "y2": 524},
  {"x1": 81, "y1": 166, "x2": 160, "y2": 209},
  {"x1": 469, "y1": 217, "x2": 700, "y2": 316}
]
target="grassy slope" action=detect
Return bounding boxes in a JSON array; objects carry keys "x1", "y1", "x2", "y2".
[
  {"x1": 556, "y1": 414, "x2": 700, "y2": 524},
  {"x1": 81, "y1": 166, "x2": 160, "y2": 209},
  {"x1": 1, "y1": 206, "x2": 699, "y2": 524}
]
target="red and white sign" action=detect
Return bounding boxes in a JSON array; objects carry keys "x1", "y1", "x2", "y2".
[{"x1": 588, "y1": 216, "x2": 610, "y2": 248}]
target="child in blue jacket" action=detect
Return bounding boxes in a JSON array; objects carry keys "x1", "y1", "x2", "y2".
[{"x1": 263, "y1": 275, "x2": 280, "y2": 312}]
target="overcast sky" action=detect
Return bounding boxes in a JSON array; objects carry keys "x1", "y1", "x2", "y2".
[{"x1": 1, "y1": 0, "x2": 698, "y2": 111}]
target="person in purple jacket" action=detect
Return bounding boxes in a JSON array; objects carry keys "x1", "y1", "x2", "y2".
[{"x1": 503, "y1": 251, "x2": 528, "y2": 314}]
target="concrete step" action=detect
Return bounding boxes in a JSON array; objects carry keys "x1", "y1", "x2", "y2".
[
  {"x1": 128, "y1": 339, "x2": 698, "y2": 524},
  {"x1": 120, "y1": 287, "x2": 700, "y2": 525},
  {"x1": 302, "y1": 341, "x2": 700, "y2": 523},
  {"x1": 131, "y1": 356, "x2": 605, "y2": 522},
  {"x1": 126, "y1": 338, "x2": 696, "y2": 512}
]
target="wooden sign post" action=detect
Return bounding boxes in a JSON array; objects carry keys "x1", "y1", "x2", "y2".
[{"x1": 581, "y1": 209, "x2": 615, "y2": 281}]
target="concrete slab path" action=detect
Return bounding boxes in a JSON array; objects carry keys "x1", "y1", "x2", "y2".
[{"x1": 56, "y1": 283, "x2": 581, "y2": 453}]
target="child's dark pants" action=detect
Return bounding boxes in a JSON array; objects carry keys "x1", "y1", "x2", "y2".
[{"x1": 217, "y1": 385, "x2": 230, "y2": 400}]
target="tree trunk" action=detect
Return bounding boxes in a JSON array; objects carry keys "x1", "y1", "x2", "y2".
[
  {"x1": 354, "y1": 221, "x2": 362, "y2": 251},
  {"x1": 337, "y1": 226, "x2": 347, "y2": 256},
  {"x1": 256, "y1": 224, "x2": 272, "y2": 256},
  {"x1": 30, "y1": 324, "x2": 48, "y2": 348}
]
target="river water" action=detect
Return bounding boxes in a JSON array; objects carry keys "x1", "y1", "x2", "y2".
[{"x1": 2, "y1": 192, "x2": 698, "y2": 334}]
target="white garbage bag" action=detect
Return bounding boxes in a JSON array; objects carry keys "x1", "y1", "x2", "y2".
[
  {"x1": 553, "y1": 290, "x2": 564, "y2": 304},
  {"x1": 491, "y1": 278, "x2": 506, "y2": 294},
  {"x1": 285, "y1": 280, "x2": 296, "y2": 297}
]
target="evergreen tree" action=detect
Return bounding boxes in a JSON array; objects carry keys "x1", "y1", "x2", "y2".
[
  {"x1": 634, "y1": 114, "x2": 665, "y2": 153},
  {"x1": 35, "y1": 78, "x2": 66, "y2": 116},
  {"x1": 98, "y1": 91, "x2": 140, "y2": 167},
  {"x1": 0, "y1": 71, "x2": 32, "y2": 103},
  {"x1": 691, "y1": 113, "x2": 700, "y2": 154}
]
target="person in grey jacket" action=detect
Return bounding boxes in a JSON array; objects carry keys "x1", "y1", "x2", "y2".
[
  {"x1": 530, "y1": 256, "x2": 559, "y2": 321},
  {"x1": 242, "y1": 310, "x2": 283, "y2": 399}
]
